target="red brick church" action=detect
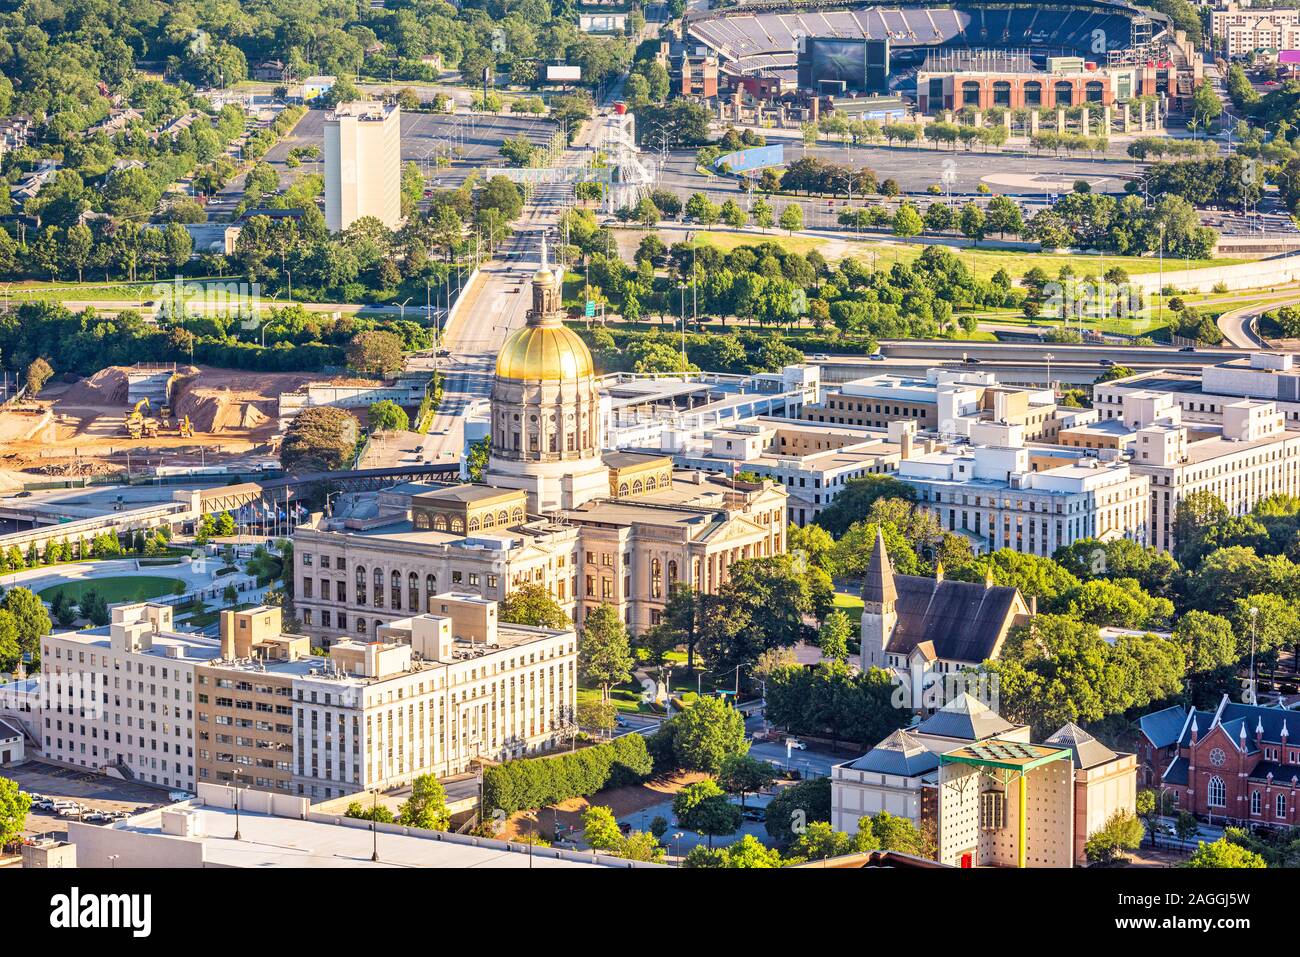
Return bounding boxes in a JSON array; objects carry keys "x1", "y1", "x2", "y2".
[{"x1": 1140, "y1": 695, "x2": 1300, "y2": 826}]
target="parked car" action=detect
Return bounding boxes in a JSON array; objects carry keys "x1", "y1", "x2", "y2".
[
  {"x1": 168, "y1": 791, "x2": 194, "y2": 802},
  {"x1": 786, "y1": 738, "x2": 807, "y2": 751}
]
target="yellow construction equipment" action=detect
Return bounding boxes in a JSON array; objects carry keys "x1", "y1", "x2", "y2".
[
  {"x1": 123, "y1": 398, "x2": 159, "y2": 438},
  {"x1": 178, "y1": 415, "x2": 193, "y2": 438}
]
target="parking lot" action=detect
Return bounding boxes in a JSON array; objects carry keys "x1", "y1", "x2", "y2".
[{"x1": 5, "y1": 761, "x2": 172, "y2": 839}]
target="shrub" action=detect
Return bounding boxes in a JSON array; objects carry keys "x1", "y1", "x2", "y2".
[{"x1": 482, "y1": 733, "x2": 654, "y2": 815}]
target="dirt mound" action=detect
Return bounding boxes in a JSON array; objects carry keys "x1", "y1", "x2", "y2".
[
  {"x1": 175, "y1": 388, "x2": 272, "y2": 433},
  {"x1": 62, "y1": 367, "x2": 129, "y2": 406}
]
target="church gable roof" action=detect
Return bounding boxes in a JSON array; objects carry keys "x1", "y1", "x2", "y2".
[{"x1": 883, "y1": 574, "x2": 1023, "y2": 664}]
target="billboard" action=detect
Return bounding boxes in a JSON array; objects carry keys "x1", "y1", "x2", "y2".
[
  {"x1": 714, "y1": 144, "x2": 785, "y2": 173},
  {"x1": 1281, "y1": 50, "x2": 1300, "y2": 64},
  {"x1": 546, "y1": 64, "x2": 582, "y2": 82}
]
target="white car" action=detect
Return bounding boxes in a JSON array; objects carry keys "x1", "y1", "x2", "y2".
[
  {"x1": 168, "y1": 790, "x2": 194, "y2": 802},
  {"x1": 786, "y1": 738, "x2": 807, "y2": 751}
]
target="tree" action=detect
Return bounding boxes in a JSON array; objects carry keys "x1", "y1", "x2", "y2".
[
  {"x1": 25, "y1": 357, "x2": 53, "y2": 396},
  {"x1": 752, "y1": 199, "x2": 775, "y2": 231},
  {"x1": 582, "y1": 805, "x2": 624, "y2": 851},
  {"x1": 577, "y1": 700, "x2": 618, "y2": 735},
  {"x1": 499, "y1": 583, "x2": 568, "y2": 629},
  {"x1": 579, "y1": 604, "x2": 634, "y2": 704},
  {"x1": 398, "y1": 774, "x2": 451, "y2": 831},
  {"x1": 1084, "y1": 810, "x2": 1145, "y2": 864},
  {"x1": 1183, "y1": 838, "x2": 1266, "y2": 868},
  {"x1": 345, "y1": 330, "x2": 404, "y2": 377},
  {"x1": 367, "y1": 399, "x2": 409, "y2": 433},
  {"x1": 893, "y1": 203, "x2": 923, "y2": 238},
  {"x1": 817, "y1": 610, "x2": 853, "y2": 664},
  {"x1": 0, "y1": 776, "x2": 32, "y2": 847},
  {"x1": 280, "y1": 407, "x2": 359, "y2": 472},
  {"x1": 618, "y1": 829, "x2": 666, "y2": 863},
  {"x1": 665, "y1": 696, "x2": 749, "y2": 773},
  {"x1": 465, "y1": 436, "x2": 490, "y2": 482},
  {"x1": 672, "y1": 779, "x2": 742, "y2": 847},
  {"x1": 764, "y1": 776, "x2": 832, "y2": 844},
  {"x1": 1175, "y1": 810, "x2": 1199, "y2": 847},
  {"x1": 721, "y1": 833, "x2": 783, "y2": 867},
  {"x1": 717, "y1": 753, "x2": 776, "y2": 810},
  {"x1": 815, "y1": 475, "x2": 916, "y2": 537},
  {"x1": 2, "y1": 587, "x2": 50, "y2": 659},
  {"x1": 779, "y1": 204, "x2": 804, "y2": 234},
  {"x1": 861, "y1": 810, "x2": 927, "y2": 856}
]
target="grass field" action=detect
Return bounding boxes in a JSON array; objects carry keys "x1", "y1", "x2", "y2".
[
  {"x1": 39, "y1": 575, "x2": 185, "y2": 605},
  {"x1": 833, "y1": 592, "x2": 864, "y2": 626},
  {"x1": 680, "y1": 230, "x2": 1243, "y2": 282}
]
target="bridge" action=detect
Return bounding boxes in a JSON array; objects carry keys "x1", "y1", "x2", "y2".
[{"x1": 178, "y1": 464, "x2": 463, "y2": 515}]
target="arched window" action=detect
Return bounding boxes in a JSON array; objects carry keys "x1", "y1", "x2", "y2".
[
  {"x1": 1208, "y1": 776, "x2": 1226, "y2": 808},
  {"x1": 511, "y1": 507, "x2": 524, "y2": 524},
  {"x1": 1054, "y1": 81, "x2": 1074, "y2": 106},
  {"x1": 961, "y1": 80, "x2": 980, "y2": 106},
  {"x1": 355, "y1": 566, "x2": 367, "y2": 604},
  {"x1": 660, "y1": 472, "x2": 670, "y2": 487},
  {"x1": 356, "y1": 617, "x2": 367, "y2": 635},
  {"x1": 497, "y1": 510, "x2": 510, "y2": 527},
  {"x1": 426, "y1": 574, "x2": 437, "y2": 610},
  {"x1": 1085, "y1": 81, "x2": 1104, "y2": 103},
  {"x1": 645, "y1": 475, "x2": 657, "y2": 491},
  {"x1": 632, "y1": 479, "x2": 643, "y2": 495},
  {"x1": 433, "y1": 514, "x2": 448, "y2": 531},
  {"x1": 409, "y1": 572, "x2": 419, "y2": 611},
  {"x1": 667, "y1": 560, "x2": 678, "y2": 583},
  {"x1": 1251, "y1": 790, "x2": 1262, "y2": 815},
  {"x1": 618, "y1": 483, "x2": 629, "y2": 497},
  {"x1": 451, "y1": 516, "x2": 465, "y2": 534},
  {"x1": 651, "y1": 558, "x2": 662, "y2": 599},
  {"x1": 391, "y1": 570, "x2": 402, "y2": 610},
  {"x1": 481, "y1": 512, "x2": 495, "y2": 529},
  {"x1": 468, "y1": 516, "x2": 480, "y2": 532},
  {"x1": 1023, "y1": 81, "x2": 1042, "y2": 107},
  {"x1": 373, "y1": 567, "x2": 384, "y2": 608},
  {"x1": 414, "y1": 511, "x2": 429, "y2": 530},
  {"x1": 993, "y1": 80, "x2": 1011, "y2": 107},
  {"x1": 1278, "y1": 793, "x2": 1288, "y2": 818}
]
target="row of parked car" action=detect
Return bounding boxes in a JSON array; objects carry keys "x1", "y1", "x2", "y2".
[{"x1": 25, "y1": 793, "x2": 128, "y2": 824}]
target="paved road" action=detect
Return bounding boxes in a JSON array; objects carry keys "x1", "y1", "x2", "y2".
[
  {"x1": 1216, "y1": 297, "x2": 1290, "y2": 349},
  {"x1": 410, "y1": 108, "x2": 625, "y2": 466}
]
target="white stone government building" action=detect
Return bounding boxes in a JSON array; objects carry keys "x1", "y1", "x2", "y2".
[{"x1": 293, "y1": 246, "x2": 788, "y2": 643}]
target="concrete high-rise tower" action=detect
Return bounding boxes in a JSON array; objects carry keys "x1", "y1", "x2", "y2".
[{"x1": 323, "y1": 101, "x2": 401, "y2": 233}]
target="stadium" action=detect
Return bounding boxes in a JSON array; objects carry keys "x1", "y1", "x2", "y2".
[{"x1": 682, "y1": 0, "x2": 1200, "y2": 112}]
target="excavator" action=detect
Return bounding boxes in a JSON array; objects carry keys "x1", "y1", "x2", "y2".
[
  {"x1": 178, "y1": 414, "x2": 193, "y2": 438},
  {"x1": 123, "y1": 398, "x2": 159, "y2": 438}
]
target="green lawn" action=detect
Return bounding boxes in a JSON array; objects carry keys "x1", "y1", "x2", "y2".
[
  {"x1": 39, "y1": 575, "x2": 185, "y2": 605},
  {"x1": 669, "y1": 229, "x2": 1242, "y2": 283},
  {"x1": 836, "y1": 240, "x2": 1241, "y2": 282},
  {"x1": 833, "y1": 592, "x2": 864, "y2": 626},
  {"x1": 578, "y1": 683, "x2": 645, "y2": 714}
]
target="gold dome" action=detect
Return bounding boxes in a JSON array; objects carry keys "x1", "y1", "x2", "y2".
[{"x1": 495, "y1": 323, "x2": 594, "y2": 381}]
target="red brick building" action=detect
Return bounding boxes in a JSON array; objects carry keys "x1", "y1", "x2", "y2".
[{"x1": 1141, "y1": 695, "x2": 1300, "y2": 826}]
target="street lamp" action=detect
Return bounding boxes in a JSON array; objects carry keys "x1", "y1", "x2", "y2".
[
  {"x1": 1249, "y1": 605, "x2": 1259, "y2": 704},
  {"x1": 371, "y1": 789, "x2": 380, "y2": 863},
  {"x1": 232, "y1": 769, "x2": 242, "y2": 841}
]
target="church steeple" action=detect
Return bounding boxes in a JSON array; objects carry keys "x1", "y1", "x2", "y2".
[
  {"x1": 862, "y1": 528, "x2": 897, "y2": 608},
  {"x1": 860, "y1": 528, "x2": 900, "y2": 671}
]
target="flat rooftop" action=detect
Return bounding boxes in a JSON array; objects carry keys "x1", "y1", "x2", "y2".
[
  {"x1": 109, "y1": 806, "x2": 612, "y2": 868},
  {"x1": 47, "y1": 625, "x2": 220, "y2": 659}
]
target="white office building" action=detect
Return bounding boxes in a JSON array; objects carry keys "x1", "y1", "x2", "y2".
[
  {"x1": 40, "y1": 604, "x2": 218, "y2": 791},
  {"x1": 324, "y1": 101, "x2": 402, "y2": 232}
]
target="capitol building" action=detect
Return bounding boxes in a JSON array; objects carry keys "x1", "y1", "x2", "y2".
[{"x1": 292, "y1": 247, "x2": 789, "y2": 643}]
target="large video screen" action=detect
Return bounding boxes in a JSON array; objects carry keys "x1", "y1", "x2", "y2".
[{"x1": 810, "y1": 39, "x2": 866, "y2": 88}]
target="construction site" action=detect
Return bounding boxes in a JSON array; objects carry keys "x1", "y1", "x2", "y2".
[{"x1": 0, "y1": 363, "x2": 377, "y2": 488}]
